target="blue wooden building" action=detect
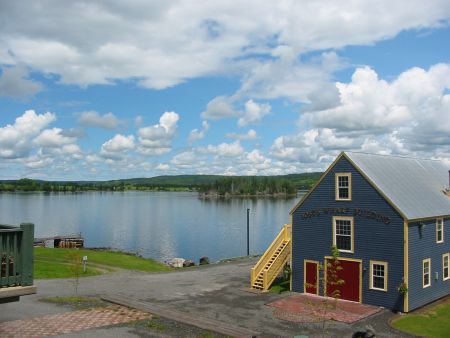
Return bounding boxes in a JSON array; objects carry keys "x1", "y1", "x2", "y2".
[{"x1": 290, "y1": 151, "x2": 450, "y2": 312}]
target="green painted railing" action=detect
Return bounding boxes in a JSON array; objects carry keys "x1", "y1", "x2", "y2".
[{"x1": 0, "y1": 223, "x2": 34, "y2": 287}]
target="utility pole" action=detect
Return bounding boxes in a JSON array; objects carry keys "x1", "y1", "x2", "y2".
[{"x1": 247, "y1": 208, "x2": 250, "y2": 256}]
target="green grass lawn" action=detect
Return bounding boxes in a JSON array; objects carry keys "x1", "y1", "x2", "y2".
[
  {"x1": 34, "y1": 247, "x2": 171, "y2": 279},
  {"x1": 34, "y1": 259, "x2": 101, "y2": 279},
  {"x1": 392, "y1": 303, "x2": 450, "y2": 338}
]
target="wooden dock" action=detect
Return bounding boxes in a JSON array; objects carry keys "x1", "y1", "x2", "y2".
[{"x1": 34, "y1": 235, "x2": 84, "y2": 248}]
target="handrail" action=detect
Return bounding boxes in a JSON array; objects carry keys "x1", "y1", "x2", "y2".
[
  {"x1": 284, "y1": 223, "x2": 291, "y2": 241},
  {"x1": 0, "y1": 228, "x2": 24, "y2": 233},
  {"x1": 251, "y1": 223, "x2": 291, "y2": 286},
  {"x1": 251, "y1": 225, "x2": 285, "y2": 277},
  {"x1": 0, "y1": 225, "x2": 23, "y2": 230},
  {"x1": 0, "y1": 223, "x2": 34, "y2": 288},
  {"x1": 264, "y1": 240, "x2": 291, "y2": 289}
]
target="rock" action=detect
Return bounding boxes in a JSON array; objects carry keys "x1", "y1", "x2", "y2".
[
  {"x1": 351, "y1": 325, "x2": 375, "y2": 338},
  {"x1": 166, "y1": 258, "x2": 185, "y2": 268},
  {"x1": 183, "y1": 259, "x2": 195, "y2": 267},
  {"x1": 199, "y1": 256, "x2": 210, "y2": 265}
]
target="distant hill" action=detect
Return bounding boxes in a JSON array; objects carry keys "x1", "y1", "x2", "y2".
[
  {"x1": 103, "y1": 175, "x2": 228, "y2": 186},
  {"x1": 104, "y1": 173, "x2": 322, "y2": 188}
]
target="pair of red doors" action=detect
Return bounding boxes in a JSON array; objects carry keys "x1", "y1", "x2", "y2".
[{"x1": 304, "y1": 259, "x2": 361, "y2": 302}]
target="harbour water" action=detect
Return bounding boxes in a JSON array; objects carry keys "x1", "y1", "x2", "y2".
[{"x1": 0, "y1": 191, "x2": 302, "y2": 262}]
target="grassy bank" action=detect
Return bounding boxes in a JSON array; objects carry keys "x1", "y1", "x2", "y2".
[
  {"x1": 34, "y1": 247, "x2": 171, "y2": 279},
  {"x1": 391, "y1": 301, "x2": 450, "y2": 338}
]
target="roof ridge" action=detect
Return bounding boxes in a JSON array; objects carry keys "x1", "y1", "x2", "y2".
[{"x1": 344, "y1": 151, "x2": 443, "y2": 162}]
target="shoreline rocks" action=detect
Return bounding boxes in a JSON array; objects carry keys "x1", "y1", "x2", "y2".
[
  {"x1": 165, "y1": 258, "x2": 185, "y2": 268},
  {"x1": 166, "y1": 256, "x2": 211, "y2": 268},
  {"x1": 199, "y1": 256, "x2": 210, "y2": 265},
  {"x1": 183, "y1": 259, "x2": 195, "y2": 267}
]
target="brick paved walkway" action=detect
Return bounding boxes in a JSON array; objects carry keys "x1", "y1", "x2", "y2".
[
  {"x1": 267, "y1": 293, "x2": 383, "y2": 324},
  {"x1": 0, "y1": 305, "x2": 150, "y2": 338}
]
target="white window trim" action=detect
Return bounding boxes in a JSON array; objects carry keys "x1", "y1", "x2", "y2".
[
  {"x1": 423, "y1": 258, "x2": 431, "y2": 288},
  {"x1": 333, "y1": 216, "x2": 354, "y2": 253},
  {"x1": 335, "y1": 173, "x2": 352, "y2": 201},
  {"x1": 443, "y1": 253, "x2": 450, "y2": 281},
  {"x1": 436, "y1": 218, "x2": 444, "y2": 244},
  {"x1": 370, "y1": 260, "x2": 388, "y2": 292}
]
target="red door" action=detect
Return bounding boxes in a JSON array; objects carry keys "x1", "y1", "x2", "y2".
[
  {"x1": 326, "y1": 258, "x2": 361, "y2": 302},
  {"x1": 304, "y1": 260, "x2": 319, "y2": 294}
]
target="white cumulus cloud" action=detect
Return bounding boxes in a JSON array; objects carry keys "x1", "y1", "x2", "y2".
[
  {"x1": 78, "y1": 111, "x2": 120, "y2": 129},
  {"x1": 138, "y1": 111, "x2": 179, "y2": 155},
  {"x1": 238, "y1": 100, "x2": 271, "y2": 127},
  {"x1": 34, "y1": 128, "x2": 77, "y2": 147},
  {"x1": 1, "y1": 1, "x2": 448, "y2": 90},
  {"x1": 0, "y1": 110, "x2": 55, "y2": 159},
  {"x1": 188, "y1": 120, "x2": 209, "y2": 143},
  {"x1": 100, "y1": 134, "x2": 135, "y2": 160},
  {"x1": 155, "y1": 163, "x2": 170, "y2": 171},
  {"x1": 201, "y1": 140, "x2": 245, "y2": 157},
  {"x1": 270, "y1": 63, "x2": 450, "y2": 164},
  {"x1": 201, "y1": 96, "x2": 238, "y2": 120},
  {"x1": 202, "y1": 96, "x2": 271, "y2": 127},
  {"x1": 306, "y1": 63, "x2": 450, "y2": 152},
  {"x1": 226, "y1": 129, "x2": 257, "y2": 140},
  {"x1": 0, "y1": 65, "x2": 43, "y2": 98}
]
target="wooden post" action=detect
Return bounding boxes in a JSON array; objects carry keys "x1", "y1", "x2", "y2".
[
  {"x1": 20, "y1": 223, "x2": 34, "y2": 286},
  {"x1": 263, "y1": 270, "x2": 268, "y2": 291},
  {"x1": 246, "y1": 208, "x2": 250, "y2": 256}
]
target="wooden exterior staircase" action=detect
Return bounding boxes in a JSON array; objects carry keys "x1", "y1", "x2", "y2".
[{"x1": 251, "y1": 224, "x2": 291, "y2": 291}]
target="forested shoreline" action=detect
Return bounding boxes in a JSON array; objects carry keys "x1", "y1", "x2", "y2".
[
  {"x1": 199, "y1": 176, "x2": 297, "y2": 197},
  {"x1": 0, "y1": 173, "x2": 321, "y2": 195}
]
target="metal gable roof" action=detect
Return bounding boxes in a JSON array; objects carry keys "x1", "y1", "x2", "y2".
[{"x1": 345, "y1": 152, "x2": 450, "y2": 220}]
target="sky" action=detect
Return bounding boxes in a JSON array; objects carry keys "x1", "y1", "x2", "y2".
[{"x1": 0, "y1": 1, "x2": 450, "y2": 181}]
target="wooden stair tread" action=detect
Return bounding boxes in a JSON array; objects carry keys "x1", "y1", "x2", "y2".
[{"x1": 250, "y1": 224, "x2": 292, "y2": 291}]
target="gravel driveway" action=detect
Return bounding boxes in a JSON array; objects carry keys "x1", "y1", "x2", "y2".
[{"x1": 1, "y1": 257, "x2": 412, "y2": 337}]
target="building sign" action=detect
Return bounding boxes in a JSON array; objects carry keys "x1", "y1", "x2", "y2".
[{"x1": 301, "y1": 207, "x2": 391, "y2": 224}]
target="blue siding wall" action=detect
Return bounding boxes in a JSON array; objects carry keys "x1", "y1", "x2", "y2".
[
  {"x1": 292, "y1": 156, "x2": 405, "y2": 311},
  {"x1": 408, "y1": 218, "x2": 450, "y2": 311}
]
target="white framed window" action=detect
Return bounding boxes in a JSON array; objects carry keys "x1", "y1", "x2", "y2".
[
  {"x1": 370, "y1": 261, "x2": 388, "y2": 291},
  {"x1": 423, "y1": 258, "x2": 431, "y2": 288},
  {"x1": 335, "y1": 173, "x2": 352, "y2": 201},
  {"x1": 436, "y1": 218, "x2": 444, "y2": 243},
  {"x1": 333, "y1": 216, "x2": 354, "y2": 253},
  {"x1": 443, "y1": 253, "x2": 449, "y2": 281}
]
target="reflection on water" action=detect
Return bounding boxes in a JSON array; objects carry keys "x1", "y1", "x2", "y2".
[{"x1": 0, "y1": 191, "x2": 302, "y2": 262}]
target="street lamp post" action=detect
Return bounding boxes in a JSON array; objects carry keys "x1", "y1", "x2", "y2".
[{"x1": 247, "y1": 208, "x2": 250, "y2": 256}]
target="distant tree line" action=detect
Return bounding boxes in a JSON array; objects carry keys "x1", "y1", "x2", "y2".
[
  {"x1": 198, "y1": 176, "x2": 297, "y2": 196},
  {"x1": 0, "y1": 173, "x2": 322, "y2": 195},
  {"x1": 0, "y1": 179, "x2": 191, "y2": 193}
]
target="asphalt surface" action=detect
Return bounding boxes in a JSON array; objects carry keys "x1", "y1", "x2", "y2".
[{"x1": 1, "y1": 257, "x2": 413, "y2": 338}]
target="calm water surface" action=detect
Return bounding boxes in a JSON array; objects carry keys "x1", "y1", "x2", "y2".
[{"x1": 0, "y1": 191, "x2": 302, "y2": 262}]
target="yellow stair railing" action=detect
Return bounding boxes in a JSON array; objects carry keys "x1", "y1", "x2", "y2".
[{"x1": 251, "y1": 224, "x2": 291, "y2": 291}]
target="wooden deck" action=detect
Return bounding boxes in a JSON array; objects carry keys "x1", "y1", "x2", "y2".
[{"x1": 0, "y1": 223, "x2": 35, "y2": 303}]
